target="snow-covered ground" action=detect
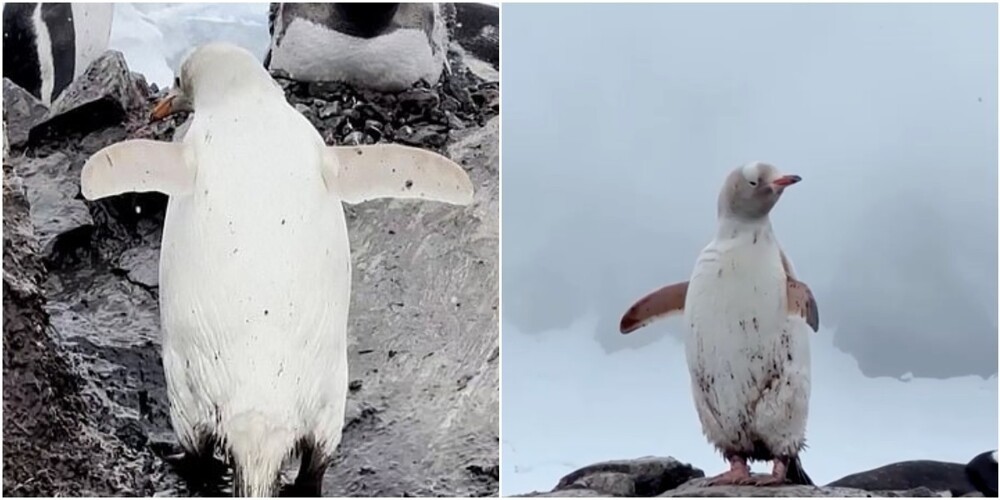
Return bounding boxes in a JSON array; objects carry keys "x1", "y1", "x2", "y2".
[
  {"x1": 108, "y1": 3, "x2": 269, "y2": 88},
  {"x1": 501, "y1": 317, "x2": 999, "y2": 495}
]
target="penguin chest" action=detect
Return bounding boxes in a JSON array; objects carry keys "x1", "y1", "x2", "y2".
[
  {"x1": 683, "y1": 238, "x2": 791, "y2": 403},
  {"x1": 270, "y1": 18, "x2": 445, "y2": 91}
]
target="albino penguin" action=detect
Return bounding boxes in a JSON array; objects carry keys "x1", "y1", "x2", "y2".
[
  {"x1": 80, "y1": 42, "x2": 474, "y2": 496},
  {"x1": 619, "y1": 162, "x2": 819, "y2": 486}
]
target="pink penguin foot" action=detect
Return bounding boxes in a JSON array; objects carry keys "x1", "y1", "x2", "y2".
[
  {"x1": 741, "y1": 474, "x2": 787, "y2": 486},
  {"x1": 705, "y1": 455, "x2": 752, "y2": 486}
]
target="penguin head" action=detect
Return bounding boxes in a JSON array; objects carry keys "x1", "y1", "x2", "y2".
[
  {"x1": 718, "y1": 161, "x2": 802, "y2": 221},
  {"x1": 151, "y1": 42, "x2": 277, "y2": 121}
]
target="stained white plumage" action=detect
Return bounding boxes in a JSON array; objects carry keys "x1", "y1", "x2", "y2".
[
  {"x1": 684, "y1": 204, "x2": 811, "y2": 460},
  {"x1": 81, "y1": 42, "x2": 473, "y2": 496},
  {"x1": 620, "y1": 161, "x2": 818, "y2": 486}
]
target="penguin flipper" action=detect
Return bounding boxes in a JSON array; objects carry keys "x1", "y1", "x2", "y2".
[
  {"x1": 81, "y1": 139, "x2": 195, "y2": 200},
  {"x1": 787, "y1": 279, "x2": 820, "y2": 332},
  {"x1": 620, "y1": 281, "x2": 689, "y2": 334},
  {"x1": 322, "y1": 144, "x2": 473, "y2": 206}
]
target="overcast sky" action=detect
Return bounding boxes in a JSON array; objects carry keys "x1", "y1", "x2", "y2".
[{"x1": 502, "y1": 2, "x2": 998, "y2": 379}]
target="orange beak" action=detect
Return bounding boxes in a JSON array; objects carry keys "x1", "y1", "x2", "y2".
[
  {"x1": 772, "y1": 174, "x2": 802, "y2": 187},
  {"x1": 150, "y1": 95, "x2": 176, "y2": 122}
]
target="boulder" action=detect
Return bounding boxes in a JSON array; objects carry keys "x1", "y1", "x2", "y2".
[{"x1": 827, "y1": 460, "x2": 976, "y2": 496}]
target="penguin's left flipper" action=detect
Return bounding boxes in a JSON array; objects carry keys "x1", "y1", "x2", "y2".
[
  {"x1": 619, "y1": 281, "x2": 689, "y2": 334},
  {"x1": 81, "y1": 139, "x2": 195, "y2": 200},
  {"x1": 787, "y1": 279, "x2": 819, "y2": 332},
  {"x1": 323, "y1": 144, "x2": 474, "y2": 206}
]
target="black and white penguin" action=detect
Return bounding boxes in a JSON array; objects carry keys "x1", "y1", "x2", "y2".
[
  {"x1": 2, "y1": 3, "x2": 113, "y2": 106},
  {"x1": 265, "y1": 3, "x2": 447, "y2": 92},
  {"x1": 966, "y1": 450, "x2": 998, "y2": 497}
]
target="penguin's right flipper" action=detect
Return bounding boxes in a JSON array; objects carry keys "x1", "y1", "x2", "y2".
[
  {"x1": 620, "y1": 281, "x2": 689, "y2": 334},
  {"x1": 323, "y1": 144, "x2": 474, "y2": 206},
  {"x1": 81, "y1": 139, "x2": 195, "y2": 200}
]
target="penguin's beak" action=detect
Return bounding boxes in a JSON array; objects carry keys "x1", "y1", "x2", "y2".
[
  {"x1": 150, "y1": 89, "x2": 191, "y2": 122},
  {"x1": 772, "y1": 175, "x2": 802, "y2": 188}
]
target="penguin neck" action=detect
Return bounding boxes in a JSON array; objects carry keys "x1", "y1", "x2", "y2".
[{"x1": 715, "y1": 214, "x2": 774, "y2": 242}]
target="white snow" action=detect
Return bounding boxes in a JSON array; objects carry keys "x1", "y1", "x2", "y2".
[
  {"x1": 108, "y1": 3, "x2": 269, "y2": 88},
  {"x1": 501, "y1": 316, "x2": 999, "y2": 495}
]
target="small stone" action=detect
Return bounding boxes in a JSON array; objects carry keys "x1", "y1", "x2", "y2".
[
  {"x1": 398, "y1": 88, "x2": 440, "y2": 112},
  {"x1": 344, "y1": 108, "x2": 362, "y2": 122},
  {"x1": 348, "y1": 380, "x2": 363, "y2": 392},
  {"x1": 364, "y1": 120, "x2": 383, "y2": 141},
  {"x1": 344, "y1": 131, "x2": 365, "y2": 146},
  {"x1": 318, "y1": 102, "x2": 341, "y2": 119},
  {"x1": 294, "y1": 103, "x2": 311, "y2": 116}
]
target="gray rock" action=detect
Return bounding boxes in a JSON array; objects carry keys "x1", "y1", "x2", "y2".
[
  {"x1": 3, "y1": 78, "x2": 49, "y2": 147},
  {"x1": 827, "y1": 460, "x2": 976, "y2": 496},
  {"x1": 662, "y1": 478, "x2": 951, "y2": 497},
  {"x1": 551, "y1": 456, "x2": 705, "y2": 497},
  {"x1": 519, "y1": 488, "x2": 605, "y2": 497},
  {"x1": 9, "y1": 152, "x2": 92, "y2": 251},
  {"x1": 117, "y1": 244, "x2": 160, "y2": 290},
  {"x1": 36, "y1": 51, "x2": 149, "y2": 139}
]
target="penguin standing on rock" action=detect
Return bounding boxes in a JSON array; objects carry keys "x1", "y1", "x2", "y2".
[
  {"x1": 2, "y1": 3, "x2": 113, "y2": 105},
  {"x1": 265, "y1": 3, "x2": 448, "y2": 92},
  {"x1": 620, "y1": 162, "x2": 819, "y2": 486}
]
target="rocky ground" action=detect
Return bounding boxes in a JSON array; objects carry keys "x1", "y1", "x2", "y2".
[
  {"x1": 2, "y1": 19, "x2": 499, "y2": 497},
  {"x1": 515, "y1": 456, "x2": 991, "y2": 497}
]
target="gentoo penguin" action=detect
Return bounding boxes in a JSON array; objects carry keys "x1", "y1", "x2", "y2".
[
  {"x1": 2, "y1": 3, "x2": 113, "y2": 105},
  {"x1": 265, "y1": 3, "x2": 448, "y2": 92},
  {"x1": 966, "y1": 450, "x2": 998, "y2": 496},
  {"x1": 619, "y1": 162, "x2": 819, "y2": 487},
  {"x1": 80, "y1": 42, "x2": 474, "y2": 496}
]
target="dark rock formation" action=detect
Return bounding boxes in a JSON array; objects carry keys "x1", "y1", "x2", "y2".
[
  {"x1": 518, "y1": 457, "x2": 976, "y2": 497},
  {"x1": 2, "y1": 29, "x2": 498, "y2": 497},
  {"x1": 3, "y1": 137, "x2": 173, "y2": 497},
  {"x1": 827, "y1": 460, "x2": 979, "y2": 497}
]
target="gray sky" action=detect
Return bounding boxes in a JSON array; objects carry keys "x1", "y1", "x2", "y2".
[{"x1": 502, "y1": 3, "x2": 997, "y2": 379}]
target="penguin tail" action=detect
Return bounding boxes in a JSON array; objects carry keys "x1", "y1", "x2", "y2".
[
  {"x1": 786, "y1": 456, "x2": 814, "y2": 486},
  {"x1": 226, "y1": 411, "x2": 296, "y2": 496}
]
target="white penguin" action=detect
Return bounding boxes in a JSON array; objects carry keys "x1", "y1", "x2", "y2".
[
  {"x1": 2, "y1": 3, "x2": 113, "y2": 105},
  {"x1": 265, "y1": 3, "x2": 448, "y2": 92},
  {"x1": 80, "y1": 42, "x2": 474, "y2": 496},
  {"x1": 620, "y1": 162, "x2": 819, "y2": 486}
]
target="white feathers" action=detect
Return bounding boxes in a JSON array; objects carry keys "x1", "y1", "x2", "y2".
[
  {"x1": 269, "y1": 11, "x2": 447, "y2": 92},
  {"x1": 684, "y1": 219, "x2": 811, "y2": 457},
  {"x1": 323, "y1": 144, "x2": 474, "y2": 205},
  {"x1": 80, "y1": 139, "x2": 194, "y2": 200}
]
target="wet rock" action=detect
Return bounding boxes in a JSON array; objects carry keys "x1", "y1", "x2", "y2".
[
  {"x1": 32, "y1": 51, "x2": 150, "y2": 144},
  {"x1": 3, "y1": 78, "x2": 49, "y2": 147},
  {"x1": 8, "y1": 152, "x2": 92, "y2": 252},
  {"x1": 117, "y1": 244, "x2": 160, "y2": 290},
  {"x1": 2, "y1": 162, "x2": 163, "y2": 496},
  {"x1": 828, "y1": 460, "x2": 977, "y2": 496}
]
